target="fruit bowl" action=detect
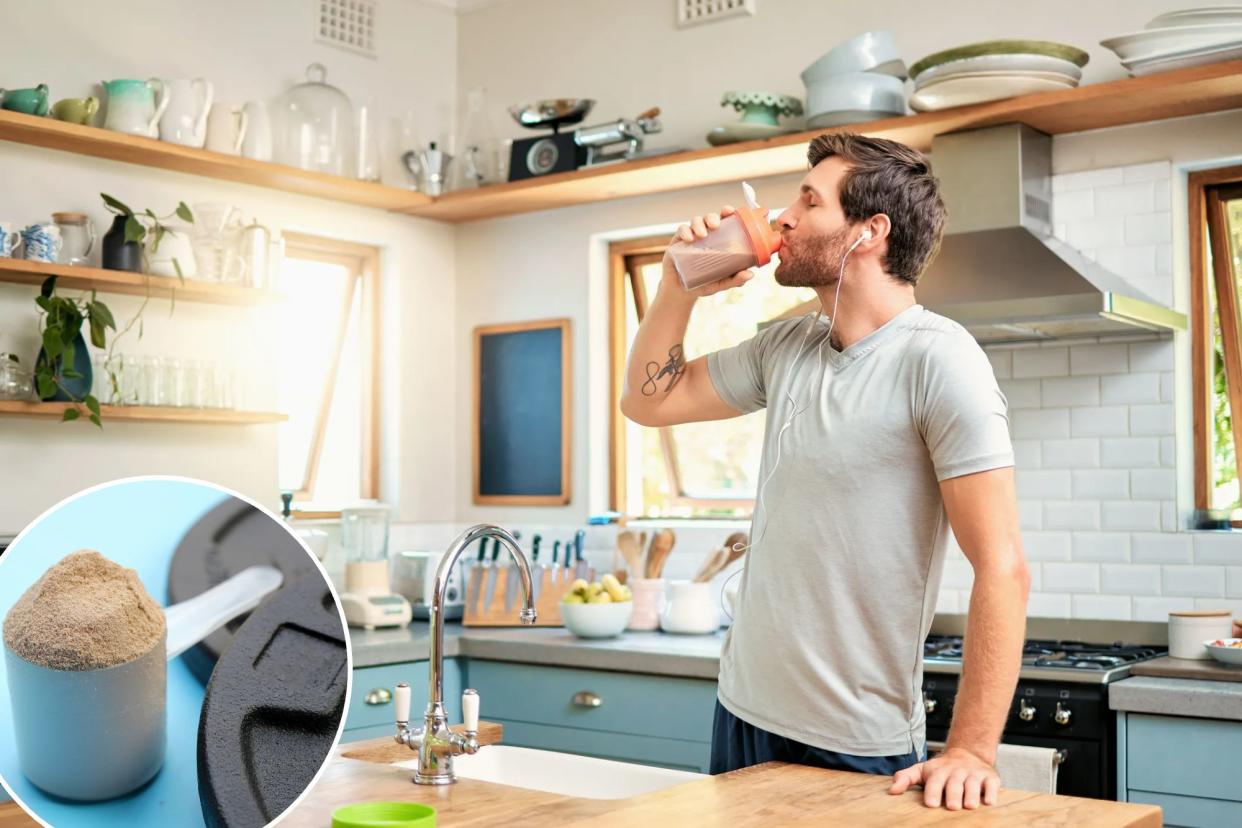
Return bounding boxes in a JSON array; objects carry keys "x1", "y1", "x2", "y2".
[
  {"x1": 1205, "y1": 638, "x2": 1242, "y2": 666},
  {"x1": 561, "y1": 601, "x2": 633, "y2": 639}
]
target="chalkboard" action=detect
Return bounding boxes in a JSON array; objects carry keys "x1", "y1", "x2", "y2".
[{"x1": 474, "y1": 318, "x2": 571, "y2": 505}]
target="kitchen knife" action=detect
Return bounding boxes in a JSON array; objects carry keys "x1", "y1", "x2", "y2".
[
  {"x1": 504, "y1": 535, "x2": 524, "y2": 613},
  {"x1": 484, "y1": 538, "x2": 502, "y2": 611},
  {"x1": 465, "y1": 538, "x2": 489, "y2": 615},
  {"x1": 564, "y1": 539, "x2": 576, "y2": 583},
  {"x1": 573, "y1": 529, "x2": 588, "y2": 580},
  {"x1": 551, "y1": 540, "x2": 561, "y2": 585},
  {"x1": 529, "y1": 534, "x2": 543, "y2": 603}
]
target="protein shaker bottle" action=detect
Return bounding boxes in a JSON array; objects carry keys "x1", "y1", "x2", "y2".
[{"x1": 669, "y1": 181, "x2": 782, "y2": 291}]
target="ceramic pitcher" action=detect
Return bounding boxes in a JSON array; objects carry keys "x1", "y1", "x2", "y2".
[
  {"x1": 102, "y1": 79, "x2": 169, "y2": 138},
  {"x1": 0, "y1": 84, "x2": 50, "y2": 116},
  {"x1": 157, "y1": 78, "x2": 213, "y2": 148},
  {"x1": 205, "y1": 103, "x2": 247, "y2": 155}
]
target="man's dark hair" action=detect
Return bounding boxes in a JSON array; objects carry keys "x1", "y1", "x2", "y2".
[{"x1": 807, "y1": 133, "x2": 946, "y2": 285}]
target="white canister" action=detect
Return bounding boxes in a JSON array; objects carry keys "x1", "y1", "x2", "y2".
[
  {"x1": 1168, "y1": 610, "x2": 1233, "y2": 660},
  {"x1": 660, "y1": 580, "x2": 719, "y2": 635},
  {"x1": 627, "y1": 578, "x2": 666, "y2": 631}
]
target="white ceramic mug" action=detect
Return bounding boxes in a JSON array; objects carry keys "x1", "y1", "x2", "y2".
[
  {"x1": 0, "y1": 221, "x2": 19, "y2": 257},
  {"x1": 660, "y1": 580, "x2": 720, "y2": 634},
  {"x1": 20, "y1": 224, "x2": 62, "y2": 263},
  {"x1": 205, "y1": 102, "x2": 248, "y2": 155},
  {"x1": 1168, "y1": 610, "x2": 1233, "y2": 660}
]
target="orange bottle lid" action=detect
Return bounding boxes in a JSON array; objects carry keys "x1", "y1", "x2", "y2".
[{"x1": 734, "y1": 207, "x2": 782, "y2": 266}]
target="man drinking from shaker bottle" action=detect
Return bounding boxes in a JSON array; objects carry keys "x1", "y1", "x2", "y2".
[{"x1": 620, "y1": 133, "x2": 1028, "y2": 811}]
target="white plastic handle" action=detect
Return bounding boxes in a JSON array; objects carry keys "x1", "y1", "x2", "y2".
[
  {"x1": 463, "y1": 689, "x2": 479, "y2": 733},
  {"x1": 395, "y1": 682, "x2": 411, "y2": 724},
  {"x1": 163, "y1": 565, "x2": 283, "y2": 660}
]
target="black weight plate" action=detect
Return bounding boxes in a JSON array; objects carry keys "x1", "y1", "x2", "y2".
[
  {"x1": 169, "y1": 497, "x2": 322, "y2": 683},
  {"x1": 198, "y1": 572, "x2": 348, "y2": 828}
]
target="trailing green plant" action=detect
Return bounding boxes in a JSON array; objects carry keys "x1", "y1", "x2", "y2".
[
  {"x1": 34, "y1": 276, "x2": 113, "y2": 426},
  {"x1": 102, "y1": 192, "x2": 194, "y2": 277}
]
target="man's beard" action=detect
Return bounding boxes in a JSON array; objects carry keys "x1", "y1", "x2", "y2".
[{"x1": 774, "y1": 224, "x2": 851, "y2": 287}]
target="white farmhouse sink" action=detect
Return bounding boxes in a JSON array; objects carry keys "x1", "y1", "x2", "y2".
[{"x1": 396, "y1": 746, "x2": 705, "y2": 800}]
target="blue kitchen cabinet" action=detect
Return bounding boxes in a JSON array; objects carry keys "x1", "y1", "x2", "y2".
[
  {"x1": 1118, "y1": 712, "x2": 1242, "y2": 827},
  {"x1": 466, "y1": 660, "x2": 717, "y2": 773},
  {"x1": 344, "y1": 659, "x2": 463, "y2": 743}
]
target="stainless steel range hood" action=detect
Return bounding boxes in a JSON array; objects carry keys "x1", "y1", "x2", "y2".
[{"x1": 917, "y1": 123, "x2": 1185, "y2": 344}]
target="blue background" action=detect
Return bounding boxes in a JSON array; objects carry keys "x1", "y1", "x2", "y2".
[{"x1": 0, "y1": 478, "x2": 228, "y2": 827}]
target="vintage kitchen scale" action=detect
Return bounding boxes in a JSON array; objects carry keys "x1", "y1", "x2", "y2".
[{"x1": 506, "y1": 98, "x2": 681, "y2": 181}]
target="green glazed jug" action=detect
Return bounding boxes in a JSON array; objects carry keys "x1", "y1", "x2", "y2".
[{"x1": 0, "y1": 84, "x2": 50, "y2": 116}]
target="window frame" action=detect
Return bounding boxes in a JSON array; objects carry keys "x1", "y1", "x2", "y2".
[{"x1": 280, "y1": 232, "x2": 381, "y2": 516}]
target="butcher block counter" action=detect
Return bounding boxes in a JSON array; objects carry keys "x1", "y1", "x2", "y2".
[{"x1": 280, "y1": 736, "x2": 1161, "y2": 827}]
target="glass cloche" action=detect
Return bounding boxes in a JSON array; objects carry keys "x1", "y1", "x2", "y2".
[{"x1": 273, "y1": 63, "x2": 355, "y2": 176}]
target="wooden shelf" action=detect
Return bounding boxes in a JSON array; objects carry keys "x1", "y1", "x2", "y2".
[
  {"x1": 403, "y1": 58, "x2": 1242, "y2": 223},
  {"x1": 0, "y1": 257, "x2": 278, "y2": 305},
  {"x1": 0, "y1": 109, "x2": 431, "y2": 212},
  {"x1": 0, "y1": 400, "x2": 287, "y2": 425}
]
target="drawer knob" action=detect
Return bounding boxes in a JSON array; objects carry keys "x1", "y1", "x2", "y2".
[
  {"x1": 365, "y1": 687, "x2": 393, "y2": 706},
  {"x1": 572, "y1": 691, "x2": 602, "y2": 708}
]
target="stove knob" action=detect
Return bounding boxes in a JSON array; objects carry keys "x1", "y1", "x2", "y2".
[
  {"x1": 1019, "y1": 699, "x2": 1037, "y2": 722},
  {"x1": 1054, "y1": 702, "x2": 1072, "y2": 726},
  {"x1": 923, "y1": 692, "x2": 937, "y2": 714}
]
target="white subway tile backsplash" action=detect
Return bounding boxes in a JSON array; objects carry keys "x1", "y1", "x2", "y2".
[
  {"x1": 1097, "y1": 245, "x2": 1157, "y2": 280},
  {"x1": 1102, "y1": 564, "x2": 1160, "y2": 594},
  {"x1": 1162, "y1": 565, "x2": 1226, "y2": 597},
  {"x1": 1019, "y1": 500, "x2": 1043, "y2": 530},
  {"x1": 1160, "y1": 372, "x2": 1174, "y2": 402},
  {"x1": 1131, "y1": 532, "x2": 1194, "y2": 563},
  {"x1": 1129, "y1": 341, "x2": 1174, "y2": 373},
  {"x1": 1194, "y1": 534, "x2": 1242, "y2": 565},
  {"x1": 1071, "y1": 406, "x2": 1129, "y2": 437},
  {"x1": 1013, "y1": 409, "x2": 1070, "y2": 439},
  {"x1": 1228, "y1": 567, "x2": 1242, "y2": 598},
  {"x1": 1101, "y1": 437, "x2": 1161, "y2": 468},
  {"x1": 1042, "y1": 438, "x2": 1100, "y2": 469},
  {"x1": 1131, "y1": 469, "x2": 1176, "y2": 500},
  {"x1": 1013, "y1": 348, "x2": 1069, "y2": 379},
  {"x1": 1160, "y1": 436, "x2": 1176, "y2": 467},
  {"x1": 1027, "y1": 592, "x2": 1072, "y2": 618},
  {"x1": 987, "y1": 350, "x2": 1012, "y2": 380},
  {"x1": 1012, "y1": 440, "x2": 1042, "y2": 468},
  {"x1": 1101, "y1": 373, "x2": 1162, "y2": 404},
  {"x1": 1041, "y1": 377, "x2": 1100, "y2": 407},
  {"x1": 1055, "y1": 167, "x2": 1124, "y2": 192},
  {"x1": 1156, "y1": 245, "x2": 1172, "y2": 275},
  {"x1": 1016, "y1": 470, "x2": 1071, "y2": 499},
  {"x1": 1124, "y1": 213, "x2": 1172, "y2": 245},
  {"x1": 1043, "y1": 562, "x2": 1101, "y2": 593},
  {"x1": 936, "y1": 589, "x2": 959, "y2": 614},
  {"x1": 999, "y1": 380, "x2": 1042, "y2": 409},
  {"x1": 1130, "y1": 405, "x2": 1174, "y2": 436},
  {"x1": 1162, "y1": 501, "x2": 1179, "y2": 532},
  {"x1": 1194, "y1": 597, "x2": 1242, "y2": 614},
  {"x1": 1054, "y1": 188, "x2": 1095, "y2": 222},
  {"x1": 1070, "y1": 344, "x2": 1128, "y2": 376},
  {"x1": 1072, "y1": 594, "x2": 1132, "y2": 620},
  {"x1": 1154, "y1": 178, "x2": 1171, "y2": 210},
  {"x1": 941, "y1": 558, "x2": 975, "y2": 590},
  {"x1": 1133, "y1": 596, "x2": 1196, "y2": 621},
  {"x1": 1024, "y1": 532, "x2": 1072, "y2": 561},
  {"x1": 1072, "y1": 469, "x2": 1130, "y2": 499},
  {"x1": 1045, "y1": 501, "x2": 1101, "y2": 530},
  {"x1": 1123, "y1": 160, "x2": 1171, "y2": 184},
  {"x1": 1073, "y1": 532, "x2": 1131, "y2": 562},
  {"x1": 1102, "y1": 501, "x2": 1164, "y2": 531},
  {"x1": 1096, "y1": 181, "x2": 1155, "y2": 216}
]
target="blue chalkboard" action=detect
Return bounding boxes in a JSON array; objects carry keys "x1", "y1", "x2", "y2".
[{"x1": 474, "y1": 319, "x2": 571, "y2": 504}]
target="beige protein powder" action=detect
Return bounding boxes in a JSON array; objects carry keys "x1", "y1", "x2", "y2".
[{"x1": 3, "y1": 549, "x2": 165, "y2": 671}]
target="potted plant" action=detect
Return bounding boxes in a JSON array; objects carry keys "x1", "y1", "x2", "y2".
[{"x1": 100, "y1": 193, "x2": 194, "y2": 276}]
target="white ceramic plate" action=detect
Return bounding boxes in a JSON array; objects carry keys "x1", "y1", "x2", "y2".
[
  {"x1": 706, "y1": 122, "x2": 800, "y2": 146},
  {"x1": 1204, "y1": 637, "x2": 1242, "y2": 665},
  {"x1": 914, "y1": 69, "x2": 1081, "y2": 91},
  {"x1": 1101, "y1": 22, "x2": 1242, "y2": 62},
  {"x1": 806, "y1": 109, "x2": 906, "y2": 129},
  {"x1": 1147, "y1": 6, "x2": 1242, "y2": 30},
  {"x1": 1123, "y1": 39, "x2": 1242, "y2": 75},
  {"x1": 912, "y1": 53, "x2": 1083, "y2": 85},
  {"x1": 909, "y1": 74, "x2": 1076, "y2": 112}
]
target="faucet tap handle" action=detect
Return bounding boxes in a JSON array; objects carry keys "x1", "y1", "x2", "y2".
[
  {"x1": 462, "y1": 688, "x2": 479, "y2": 733},
  {"x1": 395, "y1": 682, "x2": 411, "y2": 725}
]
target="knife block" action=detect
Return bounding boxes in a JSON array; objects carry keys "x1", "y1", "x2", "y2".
[{"x1": 463, "y1": 565, "x2": 590, "y2": 627}]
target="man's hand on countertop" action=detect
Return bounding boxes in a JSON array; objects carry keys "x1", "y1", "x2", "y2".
[{"x1": 887, "y1": 746, "x2": 1000, "y2": 810}]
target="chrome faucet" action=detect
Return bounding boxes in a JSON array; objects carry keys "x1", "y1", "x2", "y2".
[{"x1": 394, "y1": 524, "x2": 537, "y2": 784}]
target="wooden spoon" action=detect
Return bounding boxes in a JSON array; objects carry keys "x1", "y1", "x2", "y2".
[
  {"x1": 616, "y1": 530, "x2": 645, "y2": 576},
  {"x1": 645, "y1": 529, "x2": 676, "y2": 579},
  {"x1": 692, "y1": 549, "x2": 726, "y2": 583}
]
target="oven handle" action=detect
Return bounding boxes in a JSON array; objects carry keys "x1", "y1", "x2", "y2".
[{"x1": 926, "y1": 741, "x2": 1067, "y2": 766}]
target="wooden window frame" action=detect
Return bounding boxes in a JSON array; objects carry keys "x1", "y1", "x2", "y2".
[
  {"x1": 608, "y1": 236, "x2": 754, "y2": 516},
  {"x1": 281, "y1": 232, "x2": 381, "y2": 513}
]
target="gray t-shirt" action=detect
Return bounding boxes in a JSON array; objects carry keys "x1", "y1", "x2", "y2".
[{"x1": 707, "y1": 303, "x2": 1013, "y2": 757}]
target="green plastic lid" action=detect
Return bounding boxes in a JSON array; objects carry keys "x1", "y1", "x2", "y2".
[{"x1": 332, "y1": 802, "x2": 437, "y2": 828}]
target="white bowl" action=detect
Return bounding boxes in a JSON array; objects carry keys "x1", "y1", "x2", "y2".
[
  {"x1": 1148, "y1": 7, "x2": 1242, "y2": 30},
  {"x1": 1204, "y1": 637, "x2": 1242, "y2": 665},
  {"x1": 912, "y1": 53, "x2": 1083, "y2": 87},
  {"x1": 800, "y1": 30, "x2": 907, "y2": 85},
  {"x1": 560, "y1": 600, "x2": 633, "y2": 639},
  {"x1": 909, "y1": 73, "x2": 1076, "y2": 112},
  {"x1": 805, "y1": 72, "x2": 907, "y2": 122},
  {"x1": 1101, "y1": 22, "x2": 1242, "y2": 63}
]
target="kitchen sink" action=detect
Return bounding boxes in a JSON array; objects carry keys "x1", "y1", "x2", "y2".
[{"x1": 395, "y1": 746, "x2": 705, "y2": 800}]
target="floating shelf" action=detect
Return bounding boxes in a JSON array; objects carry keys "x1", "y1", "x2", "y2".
[
  {"x1": 0, "y1": 257, "x2": 278, "y2": 305},
  {"x1": 0, "y1": 109, "x2": 430, "y2": 211},
  {"x1": 0, "y1": 400, "x2": 287, "y2": 425},
  {"x1": 4, "y1": 60, "x2": 1242, "y2": 224}
]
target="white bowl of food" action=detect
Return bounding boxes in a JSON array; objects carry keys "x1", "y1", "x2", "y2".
[
  {"x1": 1204, "y1": 637, "x2": 1242, "y2": 666},
  {"x1": 560, "y1": 574, "x2": 633, "y2": 638}
]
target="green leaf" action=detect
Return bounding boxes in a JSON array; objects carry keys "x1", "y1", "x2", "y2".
[
  {"x1": 173, "y1": 257, "x2": 184, "y2": 282},
  {"x1": 62, "y1": 368, "x2": 82, "y2": 380},
  {"x1": 62, "y1": 408, "x2": 80, "y2": 422},
  {"x1": 37, "y1": 374, "x2": 54, "y2": 399},
  {"x1": 40, "y1": 276, "x2": 57, "y2": 298},
  {"x1": 152, "y1": 224, "x2": 166, "y2": 254},
  {"x1": 89, "y1": 413, "x2": 102, "y2": 428},
  {"x1": 61, "y1": 345, "x2": 74, "y2": 373},
  {"x1": 85, "y1": 394, "x2": 100, "y2": 417},
  {"x1": 41, "y1": 328, "x2": 63, "y2": 360},
  {"x1": 176, "y1": 202, "x2": 194, "y2": 223},
  {"x1": 35, "y1": 295, "x2": 52, "y2": 312},
  {"x1": 101, "y1": 193, "x2": 134, "y2": 216},
  {"x1": 124, "y1": 216, "x2": 146, "y2": 244},
  {"x1": 143, "y1": 208, "x2": 157, "y2": 220},
  {"x1": 89, "y1": 316, "x2": 106, "y2": 349},
  {"x1": 88, "y1": 300, "x2": 116, "y2": 331}
]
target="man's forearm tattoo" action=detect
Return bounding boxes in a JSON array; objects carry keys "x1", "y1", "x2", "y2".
[{"x1": 641, "y1": 344, "x2": 686, "y2": 396}]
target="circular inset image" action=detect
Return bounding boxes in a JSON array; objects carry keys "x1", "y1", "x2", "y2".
[{"x1": 0, "y1": 476, "x2": 351, "y2": 828}]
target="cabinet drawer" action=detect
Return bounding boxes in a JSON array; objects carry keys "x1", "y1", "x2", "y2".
[
  {"x1": 1126, "y1": 714, "x2": 1242, "y2": 802},
  {"x1": 494, "y1": 718, "x2": 711, "y2": 773},
  {"x1": 346, "y1": 659, "x2": 462, "y2": 733},
  {"x1": 1128, "y1": 790, "x2": 1242, "y2": 828}
]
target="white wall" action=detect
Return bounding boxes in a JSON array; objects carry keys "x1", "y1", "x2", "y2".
[{"x1": 0, "y1": 0, "x2": 459, "y2": 530}]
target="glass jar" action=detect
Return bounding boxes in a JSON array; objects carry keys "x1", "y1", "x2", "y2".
[
  {"x1": 91, "y1": 353, "x2": 123, "y2": 405},
  {"x1": 273, "y1": 63, "x2": 355, "y2": 177},
  {"x1": 0, "y1": 353, "x2": 33, "y2": 400}
]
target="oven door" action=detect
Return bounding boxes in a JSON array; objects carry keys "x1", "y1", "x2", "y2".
[{"x1": 926, "y1": 733, "x2": 1106, "y2": 800}]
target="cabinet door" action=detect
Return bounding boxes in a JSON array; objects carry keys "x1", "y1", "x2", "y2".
[
  {"x1": 343, "y1": 659, "x2": 463, "y2": 742},
  {"x1": 1125, "y1": 713, "x2": 1242, "y2": 802}
]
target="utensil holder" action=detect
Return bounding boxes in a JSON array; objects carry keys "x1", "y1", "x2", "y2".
[{"x1": 627, "y1": 578, "x2": 666, "y2": 631}]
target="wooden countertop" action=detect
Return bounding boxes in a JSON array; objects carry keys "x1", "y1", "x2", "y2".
[
  {"x1": 0, "y1": 803, "x2": 36, "y2": 828},
  {"x1": 1130, "y1": 655, "x2": 1242, "y2": 682},
  {"x1": 279, "y1": 737, "x2": 1161, "y2": 827}
]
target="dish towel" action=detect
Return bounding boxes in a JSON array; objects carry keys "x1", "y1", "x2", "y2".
[{"x1": 926, "y1": 741, "x2": 1059, "y2": 794}]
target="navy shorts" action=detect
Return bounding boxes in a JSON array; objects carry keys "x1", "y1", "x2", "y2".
[{"x1": 710, "y1": 699, "x2": 927, "y2": 776}]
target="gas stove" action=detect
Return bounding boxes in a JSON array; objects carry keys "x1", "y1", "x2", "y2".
[{"x1": 923, "y1": 635, "x2": 1166, "y2": 684}]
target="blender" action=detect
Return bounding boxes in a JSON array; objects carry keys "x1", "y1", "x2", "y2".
[{"x1": 338, "y1": 504, "x2": 412, "y2": 630}]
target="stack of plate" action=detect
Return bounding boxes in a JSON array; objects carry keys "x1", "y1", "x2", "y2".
[
  {"x1": 800, "y1": 30, "x2": 909, "y2": 129},
  {"x1": 908, "y1": 40, "x2": 1088, "y2": 112},
  {"x1": 1102, "y1": 6, "x2": 1242, "y2": 76}
]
